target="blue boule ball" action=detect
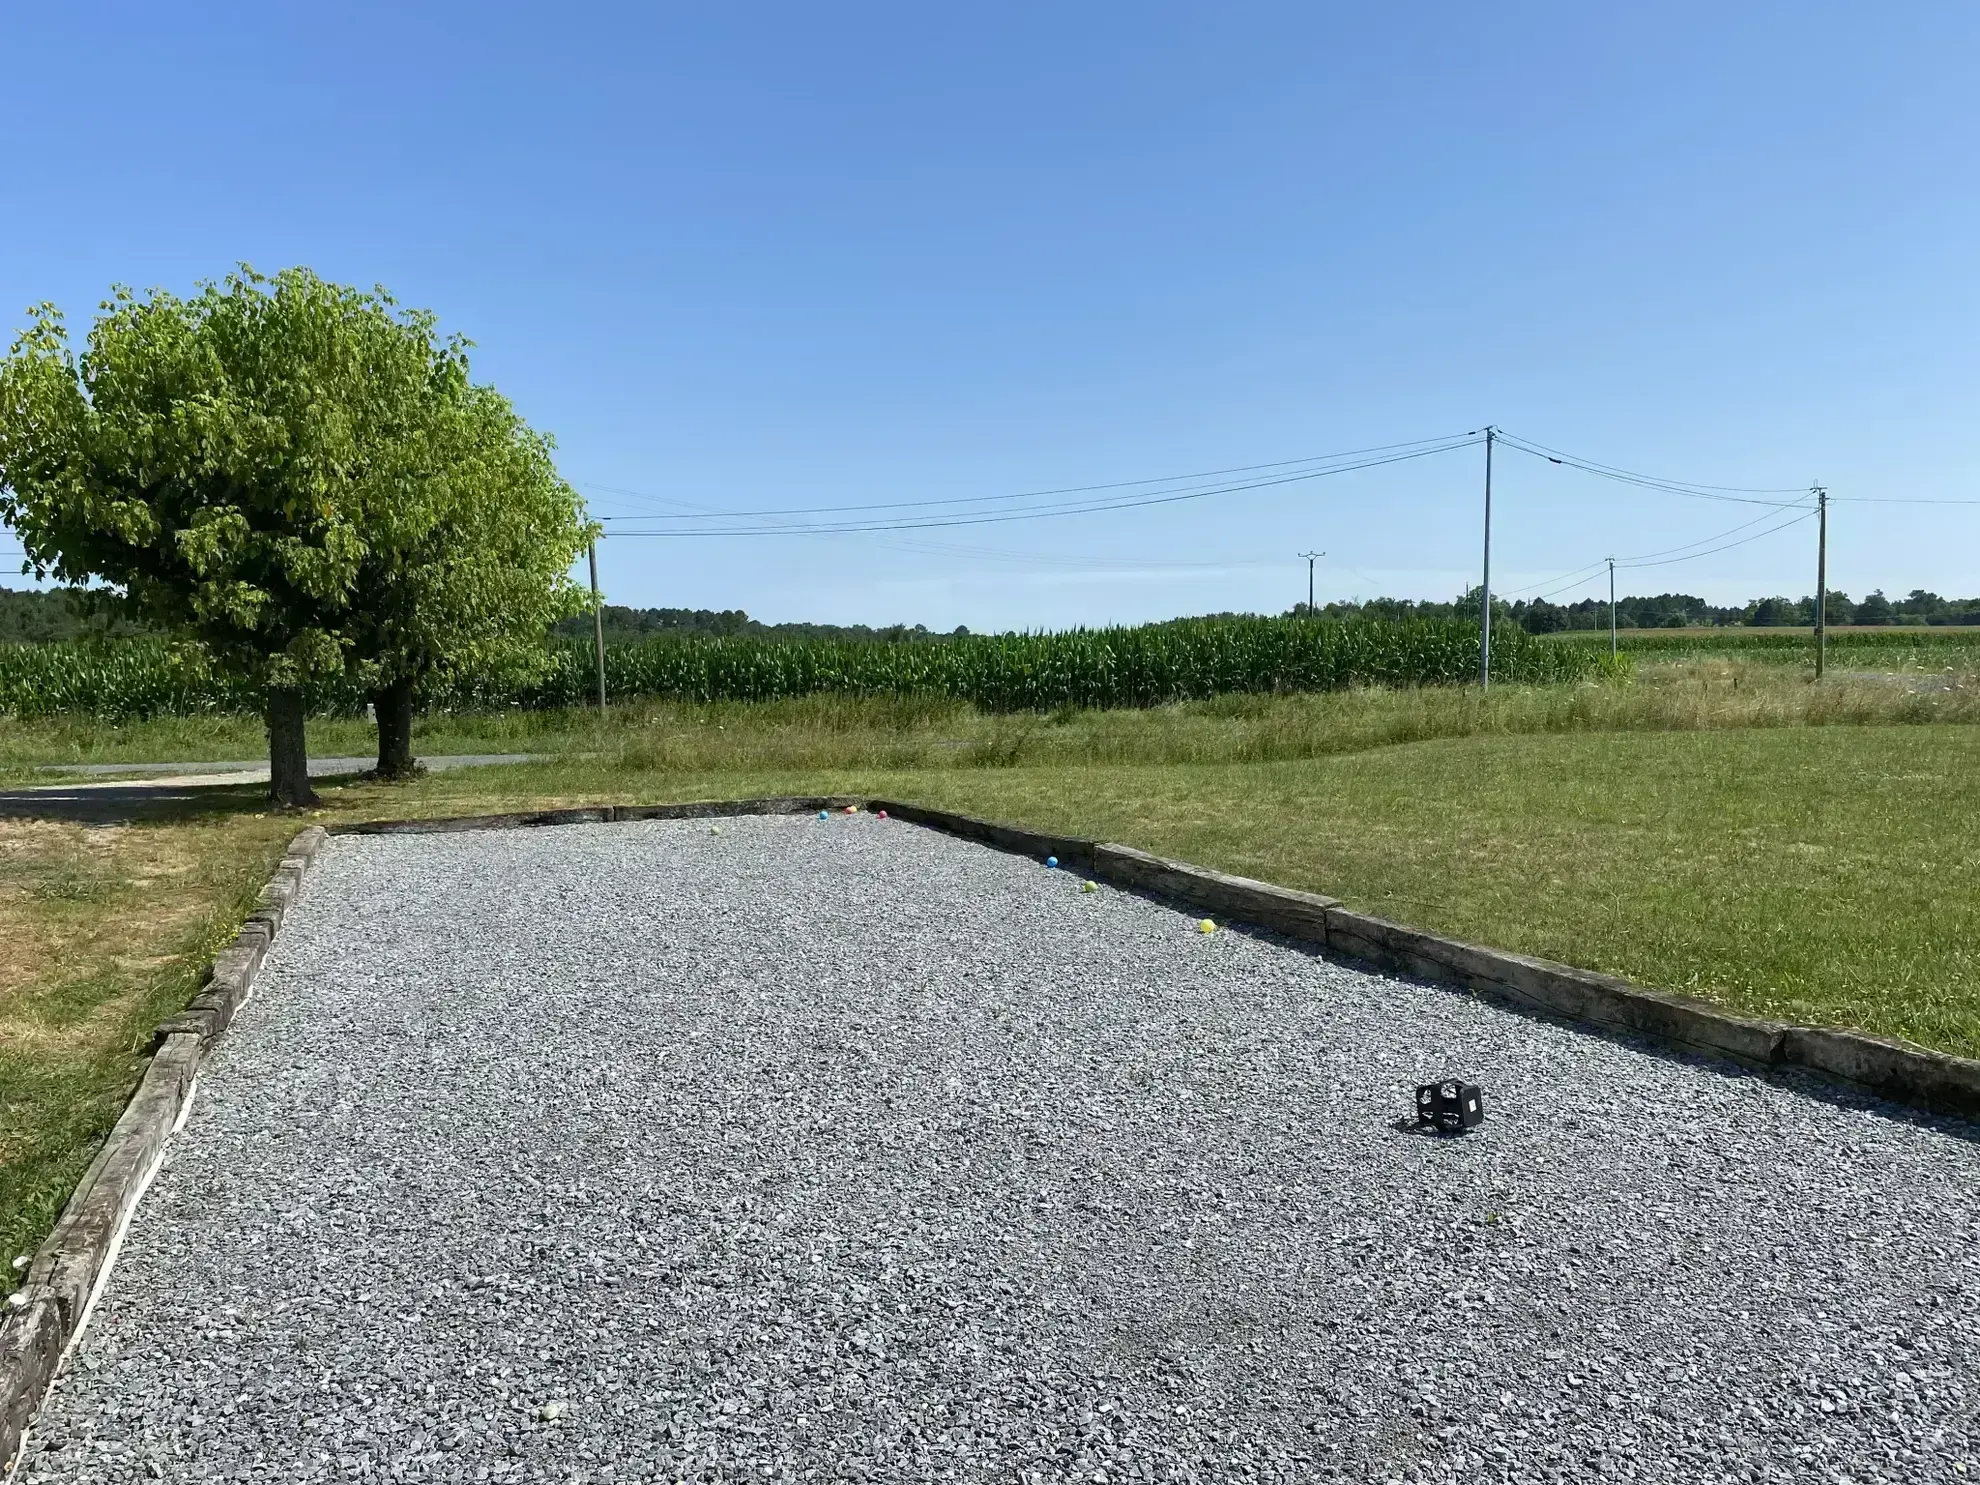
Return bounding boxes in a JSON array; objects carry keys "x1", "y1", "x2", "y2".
[
  {"x1": 817, "y1": 810, "x2": 828, "y2": 820},
  {"x1": 1045, "y1": 856, "x2": 1058, "y2": 869}
]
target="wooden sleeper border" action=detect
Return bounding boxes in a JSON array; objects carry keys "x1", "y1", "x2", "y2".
[
  {"x1": 5, "y1": 795, "x2": 1977, "y2": 1474},
  {"x1": 863, "y1": 802, "x2": 1980, "y2": 1116}
]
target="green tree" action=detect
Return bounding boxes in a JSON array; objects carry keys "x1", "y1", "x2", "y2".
[
  {"x1": 352, "y1": 381, "x2": 594, "y2": 777},
  {"x1": 0, "y1": 267, "x2": 474, "y2": 805},
  {"x1": 1854, "y1": 589, "x2": 1894, "y2": 625},
  {"x1": 1747, "y1": 596, "x2": 1803, "y2": 626}
]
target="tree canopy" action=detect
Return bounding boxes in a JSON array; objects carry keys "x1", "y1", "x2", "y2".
[
  {"x1": 352, "y1": 380, "x2": 593, "y2": 775},
  {"x1": 0, "y1": 265, "x2": 593, "y2": 801}
]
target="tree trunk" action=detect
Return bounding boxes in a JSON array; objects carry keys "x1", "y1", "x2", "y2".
[
  {"x1": 265, "y1": 687, "x2": 319, "y2": 809},
  {"x1": 372, "y1": 676, "x2": 420, "y2": 780}
]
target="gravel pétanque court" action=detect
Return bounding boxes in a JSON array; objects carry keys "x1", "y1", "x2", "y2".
[{"x1": 16, "y1": 815, "x2": 1979, "y2": 1484}]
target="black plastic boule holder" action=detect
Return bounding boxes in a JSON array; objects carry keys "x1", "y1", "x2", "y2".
[{"x1": 1415, "y1": 1078, "x2": 1485, "y2": 1134}]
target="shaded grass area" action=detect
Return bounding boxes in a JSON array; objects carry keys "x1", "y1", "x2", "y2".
[
  {"x1": 3, "y1": 687, "x2": 1977, "y2": 1278},
  {"x1": 0, "y1": 710, "x2": 579, "y2": 777}
]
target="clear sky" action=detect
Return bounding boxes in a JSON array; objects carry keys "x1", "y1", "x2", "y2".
[{"x1": 3, "y1": 3, "x2": 1976, "y2": 629}]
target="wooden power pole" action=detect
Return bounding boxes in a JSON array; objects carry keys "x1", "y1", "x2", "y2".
[
  {"x1": 1299, "y1": 551, "x2": 1325, "y2": 616},
  {"x1": 588, "y1": 538, "x2": 607, "y2": 718},
  {"x1": 1607, "y1": 556, "x2": 1617, "y2": 657},
  {"x1": 1480, "y1": 427, "x2": 1495, "y2": 690},
  {"x1": 1813, "y1": 485, "x2": 1828, "y2": 679}
]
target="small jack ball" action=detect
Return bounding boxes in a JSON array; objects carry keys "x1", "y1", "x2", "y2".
[
  {"x1": 1045, "y1": 856, "x2": 1058, "y2": 869},
  {"x1": 709, "y1": 825, "x2": 722, "y2": 835},
  {"x1": 1198, "y1": 919, "x2": 1217, "y2": 935},
  {"x1": 1081, "y1": 880, "x2": 1098, "y2": 894}
]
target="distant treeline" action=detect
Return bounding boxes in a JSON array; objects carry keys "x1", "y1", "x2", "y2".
[
  {"x1": 9, "y1": 585, "x2": 1979, "y2": 650},
  {"x1": 0, "y1": 590, "x2": 975, "y2": 647},
  {"x1": 0, "y1": 586, "x2": 145, "y2": 643},
  {"x1": 550, "y1": 605, "x2": 972, "y2": 645},
  {"x1": 1298, "y1": 587, "x2": 1980, "y2": 632}
]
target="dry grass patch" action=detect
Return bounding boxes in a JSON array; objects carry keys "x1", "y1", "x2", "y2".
[
  {"x1": 0, "y1": 807, "x2": 297, "y2": 1267},
  {"x1": 1, "y1": 822, "x2": 205, "y2": 1012}
]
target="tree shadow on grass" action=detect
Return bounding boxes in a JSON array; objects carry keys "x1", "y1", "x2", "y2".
[{"x1": 0, "y1": 777, "x2": 339, "y2": 826}]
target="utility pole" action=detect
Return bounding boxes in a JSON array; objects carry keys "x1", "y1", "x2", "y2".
[
  {"x1": 1607, "y1": 556, "x2": 1617, "y2": 657},
  {"x1": 1813, "y1": 485, "x2": 1828, "y2": 679},
  {"x1": 1480, "y1": 426, "x2": 1495, "y2": 689},
  {"x1": 1298, "y1": 551, "x2": 1326, "y2": 617},
  {"x1": 588, "y1": 538, "x2": 607, "y2": 719}
]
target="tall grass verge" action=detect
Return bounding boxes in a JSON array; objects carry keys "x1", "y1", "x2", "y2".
[
  {"x1": 1551, "y1": 626, "x2": 1980, "y2": 667},
  {"x1": 3, "y1": 657, "x2": 1973, "y2": 777},
  {"x1": 599, "y1": 658, "x2": 1980, "y2": 773}
]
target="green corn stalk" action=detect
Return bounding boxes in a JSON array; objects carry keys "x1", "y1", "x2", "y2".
[{"x1": 1, "y1": 616, "x2": 1630, "y2": 719}]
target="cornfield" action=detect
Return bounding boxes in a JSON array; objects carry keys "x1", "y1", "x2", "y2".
[
  {"x1": 0, "y1": 638, "x2": 262, "y2": 719},
  {"x1": 0, "y1": 617, "x2": 1613, "y2": 721}
]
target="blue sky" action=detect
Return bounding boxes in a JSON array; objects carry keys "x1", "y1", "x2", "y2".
[{"x1": 3, "y1": 3, "x2": 1977, "y2": 629}]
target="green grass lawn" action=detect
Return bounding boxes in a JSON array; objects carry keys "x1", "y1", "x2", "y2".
[{"x1": 3, "y1": 698, "x2": 1978, "y2": 1275}]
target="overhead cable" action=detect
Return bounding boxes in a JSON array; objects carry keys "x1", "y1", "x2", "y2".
[
  {"x1": 1617, "y1": 509, "x2": 1816, "y2": 569},
  {"x1": 1496, "y1": 504, "x2": 1805, "y2": 599},
  {"x1": 600, "y1": 437, "x2": 1482, "y2": 537},
  {"x1": 1496, "y1": 558, "x2": 1612, "y2": 599},
  {"x1": 585, "y1": 433, "x2": 1480, "y2": 523},
  {"x1": 1494, "y1": 430, "x2": 1811, "y2": 500},
  {"x1": 858, "y1": 533, "x2": 1292, "y2": 573},
  {"x1": 1830, "y1": 494, "x2": 1980, "y2": 506},
  {"x1": 1516, "y1": 507, "x2": 1817, "y2": 604}
]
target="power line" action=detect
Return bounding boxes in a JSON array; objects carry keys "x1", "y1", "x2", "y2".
[
  {"x1": 1514, "y1": 507, "x2": 1817, "y2": 604},
  {"x1": 601, "y1": 438, "x2": 1483, "y2": 537},
  {"x1": 1611, "y1": 502, "x2": 1816, "y2": 564},
  {"x1": 859, "y1": 535, "x2": 1292, "y2": 573},
  {"x1": 1495, "y1": 503, "x2": 1808, "y2": 600},
  {"x1": 599, "y1": 435, "x2": 1482, "y2": 534},
  {"x1": 1831, "y1": 494, "x2": 1980, "y2": 506},
  {"x1": 775, "y1": 522, "x2": 1294, "y2": 574},
  {"x1": 583, "y1": 433, "x2": 1479, "y2": 523},
  {"x1": 1497, "y1": 558, "x2": 1612, "y2": 599},
  {"x1": 579, "y1": 482, "x2": 726, "y2": 515},
  {"x1": 1486, "y1": 434, "x2": 1822, "y2": 608},
  {"x1": 1494, "y1": 430, "x2": 1810, "y2": 501},
  {"x1": 1617, "y1": 509, "x2": 1816, "y2": 569},
  {"x1": 1328, "y1": 557, "x2": 1391, "y2": 596}
]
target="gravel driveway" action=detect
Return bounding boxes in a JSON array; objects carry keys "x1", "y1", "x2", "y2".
[{"x1": 16, "y1": 813, "x2": 1980, "y2": 1483}]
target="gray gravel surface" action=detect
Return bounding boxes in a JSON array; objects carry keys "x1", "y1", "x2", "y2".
[{"x1": 17, "y1": 813, "x2": 1980, "y2": 1484}]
